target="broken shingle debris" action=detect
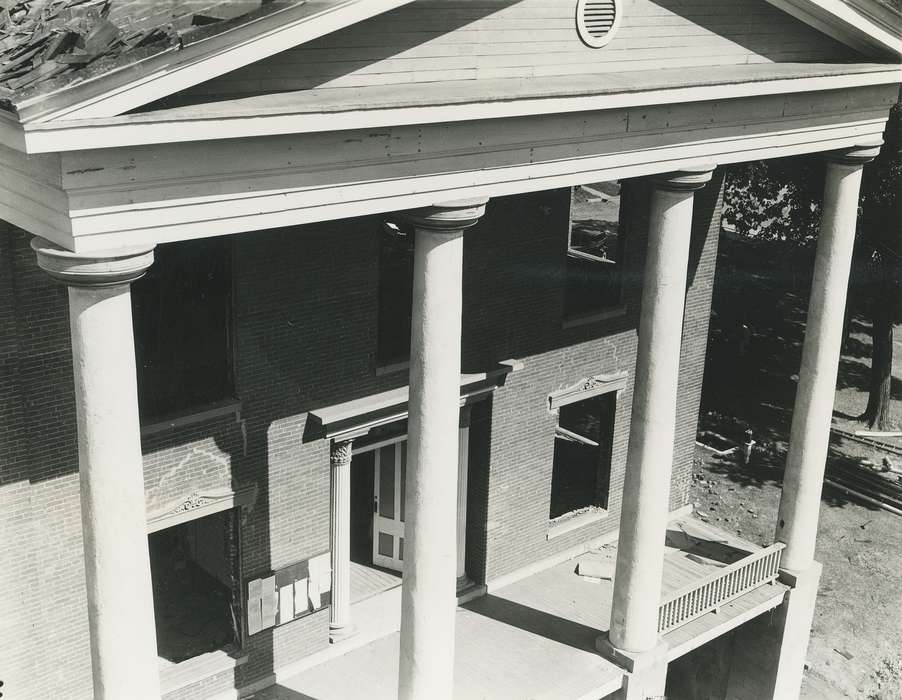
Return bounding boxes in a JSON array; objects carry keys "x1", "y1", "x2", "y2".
[{"x1": 0, "y1": 1, "x2": 298, "y2": 112}]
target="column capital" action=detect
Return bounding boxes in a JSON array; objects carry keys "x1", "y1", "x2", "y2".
[
  {"x1": 651, "y1": 165, "x2": 717, "y2": 192},
  {"x1": 31, "y1": 237, "x2": 154, "y2": 288},
  {"x1": 825, "y1": 139, "x2": 883, "y2": 166},
  {"x1": 405, "y1": 197, "x2": 489, "y2": 232},
  {"x1": 330, "y1": 438, "x2": 354, "y2": 468}
]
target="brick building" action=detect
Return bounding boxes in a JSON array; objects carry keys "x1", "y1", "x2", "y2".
[{"x1": 0, "y1": 2, "x2": 900, "y2": 699}]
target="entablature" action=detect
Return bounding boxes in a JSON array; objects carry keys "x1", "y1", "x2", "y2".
[{"x1": 0, "y1": 66, "x2": 897, "y2": 253}]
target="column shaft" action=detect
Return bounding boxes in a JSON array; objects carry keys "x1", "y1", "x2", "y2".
[
  {"x1": 609, "y1": 168, "x2": 713, "y2": 654},
  {"x1": 71, "y1": 284, "x2": 161, "y2": 699},
  {"x1": 456, "y1": 413, "x2": 471, "y2": 583},
  {"x1": 32, "y1": 238, "x2": 159, "y2": 699},
  {"x1": 330, "y1": 439, "x2": 355, "y2": 642},
  {"x1": 776, "y1": 142, "x2": 881, "y2": 572},
  {"x1": 398, "y1": 200, "x2": 486, "y2": 700}
]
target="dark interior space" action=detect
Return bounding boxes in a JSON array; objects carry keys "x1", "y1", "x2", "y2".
[
  {"x1": 132, "y1": 237, "x2": 233, "y2": 422},
  {"x1": 549, "y1": 392, "x2": 616, "y2": 519},
  {"x1": 350, "y1": 450, "x2": 375, "y2": 566},
  {"x1": 149, "y1": 509, "x2": 239, "y2": 663}
]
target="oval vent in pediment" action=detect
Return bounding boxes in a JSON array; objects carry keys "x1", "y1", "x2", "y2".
[{"x1": 577, "y1": 0, "x2": 621, "y2": 48}]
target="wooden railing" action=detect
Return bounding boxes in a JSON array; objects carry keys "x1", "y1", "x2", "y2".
[{"x1": 657, "y1": 542, "x2": 785, "y2": 634}]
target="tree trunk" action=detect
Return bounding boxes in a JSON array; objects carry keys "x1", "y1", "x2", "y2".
[{"x1": 862, "y1": 309, "x2": 894, "y2": 430}]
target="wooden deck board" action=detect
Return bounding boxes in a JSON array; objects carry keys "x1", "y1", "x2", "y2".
[{"x1": 350, "y1": 561, "x2": 401, "y2": 603}]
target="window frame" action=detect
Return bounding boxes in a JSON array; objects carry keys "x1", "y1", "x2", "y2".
[
  {"x1": 375, "y1": 220, "x2": 415, "y2": 370},
  {"x1": 563, "y1": 183, "x2": 629, "y2": 326},
  {"x1": 132, "y1": 236, "x2": 238, "y2": 428},
  {"x1": 546, "y1": 373, "x2": 625, "y2": 536}
]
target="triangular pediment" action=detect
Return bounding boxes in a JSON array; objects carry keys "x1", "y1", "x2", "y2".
[
  {"x1": 165, "y1": 0, "x2": 893, "y2": 111},
  {"x1": 0, "y1": 0, "x2": 899, "y2": 128}
]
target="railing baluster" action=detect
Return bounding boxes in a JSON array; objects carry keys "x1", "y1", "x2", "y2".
[{"x1": 658, "y1": 544, "x2": 786, "y2": 635}]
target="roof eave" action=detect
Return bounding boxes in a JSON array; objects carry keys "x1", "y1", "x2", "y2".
[
  {"x1": 11, "y1": 0, "x2": 418, "y2": 125},
  {"x1": 765, "y1": 0, "x2": 902, "y2": 59},
  {"x1": 14, "y1": 65, "x2": 902, "y2": 155}
]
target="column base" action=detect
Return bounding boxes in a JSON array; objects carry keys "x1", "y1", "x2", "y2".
[
  {"x1": 596, "y1": 635, "x2": 669, "y2": 700},
  {"x1": 329, "y1": 623, "x2": 358, "y2": 645},
  {"x1": 725, "y1": 561, "x2": 822, "y2": 700}
]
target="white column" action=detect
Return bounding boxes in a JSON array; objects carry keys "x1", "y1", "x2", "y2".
[
  {"x1": 398, "y1": 199, "x2": 487, "y2": 700},
  {"x1": 457, "y1": 406, "x2": 472, "y2": 584},
  {"x1": 330, "y1": 438, "x2": 356, "y2": 642},
  {"x1": 607, "y1": 166, "x2": 715, "y2": 654},
  {"x1": 776, "y1": 140, "x2": 882, "y2": 573},
  {"x1": 31, "y1": 238, "x2": 160, "y2": 700}
]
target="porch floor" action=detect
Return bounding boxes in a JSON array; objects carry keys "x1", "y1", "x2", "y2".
[
  {"x1": 260, "y1": 515, "x2": 788, "y2": 700},
  {"x1": 350, "y1": 561, "x2": 401, "y2": 603}
]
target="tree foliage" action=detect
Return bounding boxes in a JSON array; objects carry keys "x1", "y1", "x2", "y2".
[
  {"x1": 721, "y1": 105, "x2": 902, "y2": 429},
  {"x1": 722, "y1": 156, "x2": 824, "y2": 246}
]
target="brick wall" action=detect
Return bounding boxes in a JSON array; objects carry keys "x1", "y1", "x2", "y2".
[
  {"x1": 0, "y1": 174, "x2": 724, "y2": 699},
  {"x1": 465, "y1": 176, "x2": 724, "y2": 581},
  {"x1": 0, "y1": 224, "x2": 92, "y2": 700}
]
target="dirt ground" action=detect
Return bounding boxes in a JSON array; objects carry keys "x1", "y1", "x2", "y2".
[
  {"x1": 699, "y1": 235, "x2": 902, "y2": 698},
  {"x1": 691, "y1": 447, "x2": 902, "y2": 698}
]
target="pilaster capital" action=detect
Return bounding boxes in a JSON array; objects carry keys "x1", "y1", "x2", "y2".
[
  {"x1": 330, "y1": 438, "x2": 354, "y2": 468},
  {"x1": 825, "y1": 139, "x2": 883, "y2": 166},
  {"x1": 405, "y1": 197, "x2": 489, "y2": 233},
  {"x1": 651, "y1": 165, "x2": 717, "y2": 192},
  {"x1": 31, "y1": 237, "x2": 155, "y2": 288}
]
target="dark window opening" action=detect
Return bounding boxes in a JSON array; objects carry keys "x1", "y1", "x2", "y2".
[
  {"x1": 376, "y1": 221, "x2": 415, "y2": 365},
  {"x1": 549, "y1": 392, "x2": 616, "y2": 520},
  {"x1": 149, "y1": 509, "x2": 241, "y2": 664},
  {"x1": 565, "y1": 182, "x2": 626, "y2": 317},
  {"x1": 132, "y1": 238, "x2": 233, "y2": 421}
]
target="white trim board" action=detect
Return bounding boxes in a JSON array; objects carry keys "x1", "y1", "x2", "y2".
[
  {"x1": 13, "y1": 66, "x2": 902, "y2": 153},
  {"x1": 0, "y1": 84, "x2": 894, "y2": 252},
  {"x1": 64, "y1": 119, "x2": 891, "y2": 252}
]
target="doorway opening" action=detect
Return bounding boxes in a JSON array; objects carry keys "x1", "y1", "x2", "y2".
[
  {"x1": 350, "y1": 439, "x2": 404, "y2": 603},
  {"x1": 149, "y1": 508, "x2": 242, "y2": 663}
]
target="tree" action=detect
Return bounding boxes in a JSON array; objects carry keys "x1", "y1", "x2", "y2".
[
  {"x1": 857, "y1": 105, "x2": 902, "y2": 430},
  {"x1": 722, "y1": 106, "x2": 902, "y2": 431}
]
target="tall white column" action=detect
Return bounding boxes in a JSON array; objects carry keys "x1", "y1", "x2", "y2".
[
  {"x1": 776, "y1": 140, "x2": 882, "y2": 573},
  {"x1": 330, "y1": 438, "x2": 356, "y2": 642},
  {"x1": 31, "y1": 238, "x2": 160, "y2": 700},
  {"x1": 456, "y1": 405, "x2": 472, "y2": 585},
  {"x1": 398, "y1": 199, "x2": 487, "y2": 700},
  {"x1": 607, "y1": 167, "x2": 715, "y2": 654}
]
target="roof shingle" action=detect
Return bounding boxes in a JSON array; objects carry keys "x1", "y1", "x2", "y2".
[{"x1": 0, "y1": 0, "x2": 297, "y2": 107}]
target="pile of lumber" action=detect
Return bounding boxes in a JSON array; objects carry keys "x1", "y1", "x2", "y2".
[{"x1": 825, "y1": 459, "x2": 902, "y2": 516}]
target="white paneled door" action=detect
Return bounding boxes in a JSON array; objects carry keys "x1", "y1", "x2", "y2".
[{"x1": 373, "y1": 441, "x2": 406, "y2": 571}]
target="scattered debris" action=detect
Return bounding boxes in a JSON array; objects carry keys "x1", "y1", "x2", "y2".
[
  {"x1": 0, "y1": 0, "x2": 296, "y2": 106},
  {"x1": 576, "y1": 558, "x2": 614, "y2": 581},
  {"x1": 695, "y1": 429, "x2": 739, "y2": 456}
]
